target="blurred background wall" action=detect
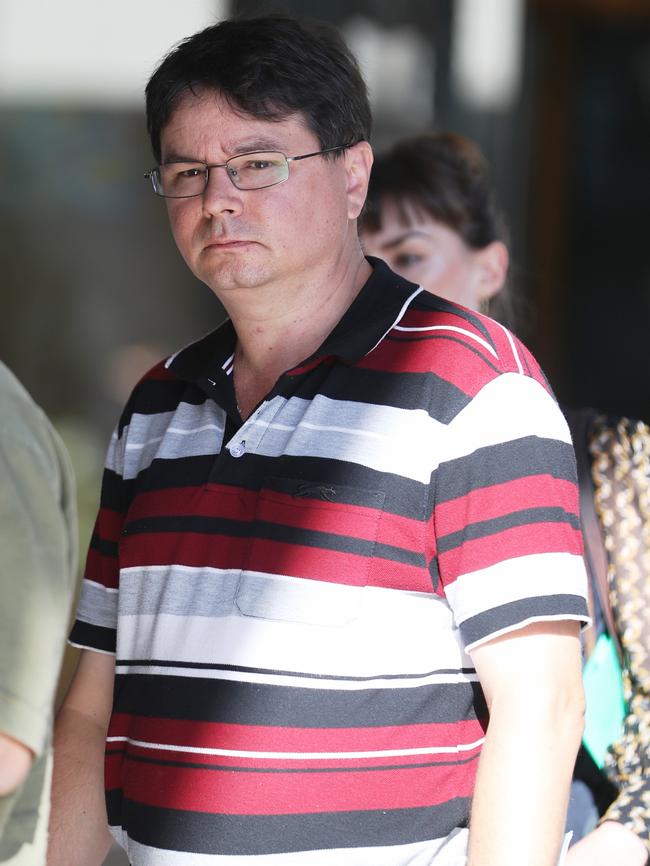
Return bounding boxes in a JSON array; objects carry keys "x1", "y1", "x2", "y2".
[{"x1": 1, "y1": 1, "x2": 648, "y2": 862}]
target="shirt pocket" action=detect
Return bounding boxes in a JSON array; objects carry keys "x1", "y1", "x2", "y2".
[{"x1": 236, "y1": 476, "x2": 385, "y2": 626}]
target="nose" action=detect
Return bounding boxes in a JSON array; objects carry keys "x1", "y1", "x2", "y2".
[{"x1": 201, "y1": 165, "x2": 243, "y2": 218}]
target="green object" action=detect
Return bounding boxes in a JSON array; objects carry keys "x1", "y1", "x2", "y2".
[{"x1": 582, "y1": 632, "x2": 627, "y2": 768}]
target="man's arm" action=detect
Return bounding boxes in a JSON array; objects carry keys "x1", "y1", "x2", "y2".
[
  {"x1": 47, "y1": 649, "x2": 115, "y2": 866},
  {"x1": 467, "y1": 620, "x2": 585, "y2": 866}
]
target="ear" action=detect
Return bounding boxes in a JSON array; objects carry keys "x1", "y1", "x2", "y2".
[
  {"x1": 344, "y1": 141, "x2": 374, "y2": 220},
  {"x1": 473, "y1": 240, "x2": 509, "y2": 302}
]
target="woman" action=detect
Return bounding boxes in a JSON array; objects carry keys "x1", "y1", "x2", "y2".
[{"x1": 361, "y1": 132, "x2": 650, "y2": 866}]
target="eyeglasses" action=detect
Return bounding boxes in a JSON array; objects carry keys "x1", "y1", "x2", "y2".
[{"x1": 144, "y1": 144, "x2": 351, "y2": 198}]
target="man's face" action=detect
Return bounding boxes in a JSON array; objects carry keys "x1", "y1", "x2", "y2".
[{"x1": 159, "y1": 89, "x2": 359, "y2": 302}]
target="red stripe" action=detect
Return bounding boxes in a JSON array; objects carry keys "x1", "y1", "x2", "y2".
[
  {"x1": 254, "y1": 493, "x2": 382, "y2": 539},
  {"x1": 246, "y1": 539, "x2": 369, "y2": 585},
  {"x1": 107, "y1": 716, "x2": 485, "y2": 753},
  {"x1": 84, "y1": 547, "x2": 119, "y2": 589},
  {"x1": 367, "y1": 558, "x2": 433, "y2": 592},
  {"x1": 119, "y1": 531, "x2": 248, "y2": 570},
  {"x1": 435, "y1": 476, "x2": 579, "y2": 537},
  {"x1": 126, "y1": 486, "x2": 252, "y2": 523},
  {"x1": 95, "y1": 507, "x2": 125, "y2": 542},
  {"x1": 117, "y1": 757, "x2": 479, "y2": 815},
  {"x1": 358, "y1": 338, "x2": 497, "y2": 397},
  {"x1": 439, "y1": 523, "x2": 583, "y2": 580},
  {"x1": 126, "y1": 487, "x2": 418, "y2": 552},
  {"x1": 375, "y1": 511, "x2": 425, "y2": 551}
]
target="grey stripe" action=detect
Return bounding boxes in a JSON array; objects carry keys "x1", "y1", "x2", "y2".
[
  {"x1": 107, "y1": 402, "x2": 226, "y2": 480},
  {"x1": 118, "y1": 566, "x2": 364, "y2": 627},
  {"x1": 76, "y1": 580, "x2": 117, "y2": 629}
]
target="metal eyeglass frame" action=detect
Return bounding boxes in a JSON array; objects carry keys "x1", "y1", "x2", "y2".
[{"x1": 144, "y1": 144, "x2": 353, "y2": 198}]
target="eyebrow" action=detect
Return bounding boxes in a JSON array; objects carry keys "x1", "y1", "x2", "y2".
[
  {"x1": 378, "y1": 229, "x2": 431, "y2": 251},
  {"x1": 161, "y1": 137, "x2": 289, "y2": 165}
]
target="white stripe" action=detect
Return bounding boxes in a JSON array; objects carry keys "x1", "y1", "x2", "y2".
[
  {"x1": 105, "y1": 735, "x2": 485, "y2": 760},
  {"x1": 83, "y1": 578, "x2": 118, "y2": 594},
  {"x1": 442, "y1": 373, "x2": 572, "y2": 464},
  {"x1": 499, "y1": 321, "x2": 524, "y2": 373},
  {"x1": 124, "y1": 423, "x2": 224, "y2": 451},
  {"x1": 366, "y1": 284, "x2": 424, "y2": 355},
  {"x1": 113, "y1": 663, "x2": 478, "y2": 690},
  {"x1": 251, "y1": 418, "x2": 389, "y2": 441},
  {"x1": 115, "y1": 578, "x2": 472, "y2": 678},
  {"x1": 68, "y1": 641, "x2": 115, "y2": 656},
  {"x1": 221, "y1": 352, "x2": 235, "y2": 371},
  {"x1": 393, "y1": 323, "x2": 499, "y2": 358},
  {"x1": 446, "y1": 552, "x2": 589, "y2": 626}
]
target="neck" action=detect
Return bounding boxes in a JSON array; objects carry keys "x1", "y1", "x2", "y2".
[{"x1": 225, "y1": 249, "x2": 371, "y2": 417}]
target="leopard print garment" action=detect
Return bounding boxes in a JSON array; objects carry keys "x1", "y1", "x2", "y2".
[{"x1": 589, "y1": 416, "x2": 650, "y2": 850}]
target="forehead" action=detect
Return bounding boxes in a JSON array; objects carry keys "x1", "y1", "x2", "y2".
[
  {"x1": 364, "y1": 197, "x2": 434, "y2": 240},
  {"x1": 160, "y1": 88, "x2": 316, "y2": 159}
]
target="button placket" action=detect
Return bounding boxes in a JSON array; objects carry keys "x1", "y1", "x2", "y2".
[{"x1": 225, "y1": 401, "x2": 270, "y2": 458}]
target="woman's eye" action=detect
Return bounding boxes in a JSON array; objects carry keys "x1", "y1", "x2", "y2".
[{"x1": 394, "y1": 253, "x2": 423, "y2": 268}]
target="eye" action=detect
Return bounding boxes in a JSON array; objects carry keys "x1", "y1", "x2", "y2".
[
  {"x1": 243, "y1": 158, "x2": 276, "y2": 171},
  {"x1": 178, "y1": 167, "x2": 204, "y2": 179},
  {"x1": 394, "y1": 252, "x2": 423, "y2": 268}
]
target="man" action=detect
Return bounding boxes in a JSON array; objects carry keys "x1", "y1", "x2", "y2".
[
  {"x1": 0, "y1": 361, "x2": 77, "y2": 864},
  {"x1": 48, "y1": 14, "x2": 588, "y2": 866}
]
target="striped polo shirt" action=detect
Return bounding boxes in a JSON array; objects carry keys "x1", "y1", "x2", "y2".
[{"x1": 71, "y1": 258, "x2": 589, "y2": 865}]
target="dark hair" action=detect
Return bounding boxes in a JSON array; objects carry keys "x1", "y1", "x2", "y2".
[
  {"x1": 361, "y1": 132, "x2": 508, "y2": 249},
  {"x1": 145, "y1": 14, "x2": 371, "y2": 164},
  {"x1": 361, "y1": 132, "x2": 519, "y2": 327}
]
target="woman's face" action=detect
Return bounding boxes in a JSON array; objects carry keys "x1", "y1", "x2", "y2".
[{"x1": 361, "y1": 198, "x2": 505, "y2": 311}]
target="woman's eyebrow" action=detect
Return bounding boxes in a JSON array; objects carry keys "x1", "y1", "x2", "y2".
[{"x1": 380, "y1": 229, "x2": 431, "y2": 250}]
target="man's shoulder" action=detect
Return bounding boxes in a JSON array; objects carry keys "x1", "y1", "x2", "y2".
[{"x1": 385, "y1": 291, "x2": 551, "y2": 397}]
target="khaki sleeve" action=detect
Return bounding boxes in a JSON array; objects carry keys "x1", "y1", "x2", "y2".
[{"x1": 0, "y1": 424, "x2": 77, "y2": 757}]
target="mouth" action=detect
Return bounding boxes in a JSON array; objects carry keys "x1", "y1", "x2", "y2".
[{"x1": 204, "y1": 239, "x2": 256, "y2": 251}]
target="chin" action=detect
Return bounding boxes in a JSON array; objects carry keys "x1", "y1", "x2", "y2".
[{"x1": 202, "y1": 265, "x2": 272, "y2": 294}]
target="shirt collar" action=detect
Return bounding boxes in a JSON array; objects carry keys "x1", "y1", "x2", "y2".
[{"x1": 167, "y1": 257, "x2": 421, "y2": 385}]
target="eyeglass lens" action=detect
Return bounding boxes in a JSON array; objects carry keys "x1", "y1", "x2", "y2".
[{"x1": 156, "y1": 152, "x2": 290, "y2": 197}]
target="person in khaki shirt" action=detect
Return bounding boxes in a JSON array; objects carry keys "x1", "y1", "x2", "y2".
[{"x1": 0, "y1": 361, "x2": 77, "y2": 864}]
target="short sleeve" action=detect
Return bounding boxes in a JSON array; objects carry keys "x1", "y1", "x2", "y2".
[
  {"x1": 0, "y1": 419, "x2": 77, "y2": 755},
  {"x1": 69, "y1": 425, "x2": 126, "y2": 655},
  {"x1": 432, "y1": 372, "x2": 590, "y2": 652}
]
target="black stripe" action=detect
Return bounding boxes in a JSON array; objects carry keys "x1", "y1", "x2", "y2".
[
  {"x1": 98, "y1": 468, "x2": 133, "y2": 514},
  {"x1": 69, "y1": 620, "x2": 116, "y2": 653},
  {"x1": 435, "y1": 437, "x2": 577, "y2": 502},
  {"x1": 289, "y1": 365, "x2": 472, "y2": 422},
  {"x1": 437, "y1": 506, "x2": 581, "y2": 553},
  {"x1": 460, "y1": 594, "x2": 589, "y2": 647},
  {"x1": 118, "y1": 378, "x2": 208, "y2": 435},
  {"x1": 119, "y1": 453, "x2": 430, "y2": 521},
  {"x1": 112, "y1": 674, "x2": 487, "y2": 727},
  {"x1": 89, "y1": 532, "x2": 118, "y2": 559},
  {"x1": 107, "y1": 795, "x2": 469, "y2": 855}
]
